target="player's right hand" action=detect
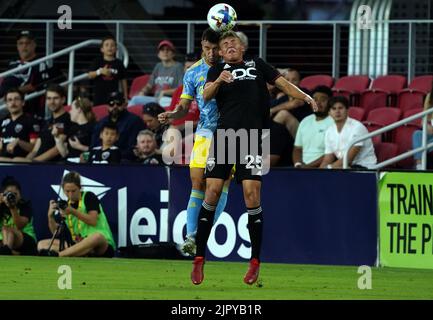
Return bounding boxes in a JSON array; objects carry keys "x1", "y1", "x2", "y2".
[{"x1": 217, "y1": 70, "x2": 234, "y2": 84}]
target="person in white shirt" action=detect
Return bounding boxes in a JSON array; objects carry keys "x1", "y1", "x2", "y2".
[
  {"x1": 320, "y1": 96, "x2": 377, "y2": 169},
  {"x1": 293, "y1": 86, "x2": 334, "y2": 168}
]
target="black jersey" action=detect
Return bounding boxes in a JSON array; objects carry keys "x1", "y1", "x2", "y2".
[
  {"x1": 88, "y1": 146, "x2": 121, "y2": 164},
  {"x1": 206, "y1": 57, "x2": 281, "y2": 130},
  {"x1": 0, "y1": 114, "x2": 40, "y2": 157},
  {"x1": 36, "y1": 112, "x2": 72, "y2": 159}
]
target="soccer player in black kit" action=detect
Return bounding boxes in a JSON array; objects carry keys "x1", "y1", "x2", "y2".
[{"x1": 191, "y1": 31, "x2": 318, "y2": 285}]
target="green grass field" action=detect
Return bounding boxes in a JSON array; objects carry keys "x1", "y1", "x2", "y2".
[{"x1": 1, "y1": 256, "x2": 433, "y2": 300}]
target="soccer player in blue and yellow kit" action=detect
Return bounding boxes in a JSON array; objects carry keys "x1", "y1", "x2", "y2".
[{"x1": 158, "y1": 28, "x2": 230, "y2": 255}]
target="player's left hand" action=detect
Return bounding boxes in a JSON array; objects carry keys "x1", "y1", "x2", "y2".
[
  {"x1": 6, "y1": 139, "x2": 18, "y2": 154},
  {"x1": 158, "y1": 111, "x2": 172, "y2": 124}
]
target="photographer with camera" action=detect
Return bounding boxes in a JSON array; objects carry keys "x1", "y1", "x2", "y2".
[
  {"x1": 0, "y1": 176, "x2": 37, "y2": 255},
  {"x1": 38, "y1": 171, "x2": 116, "y2": 257}
]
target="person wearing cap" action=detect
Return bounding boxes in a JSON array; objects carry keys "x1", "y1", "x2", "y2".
[
  {"x1": 91, "y1": 91, "x2": 145, "y2": 152},
  {"x1": 128, "y1": 39, "x2": 184, "y2": 108},
  {"x1": 142, "y1": 102, "x2": 169, "y2": 148},
  {"x1": 0, "y1": 31, "x2": 52, "y2": 117}
]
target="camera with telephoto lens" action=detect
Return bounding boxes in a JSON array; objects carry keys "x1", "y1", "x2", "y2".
[
  {"x1": 4, "y1": 191, "x2": 17, "y2": 206},
  {"x1": 53, "y1": 200, "x2": 68, "y2": 224},
  {"x1": 57, "y1": 200, "x2": 68, "y2": 210}
]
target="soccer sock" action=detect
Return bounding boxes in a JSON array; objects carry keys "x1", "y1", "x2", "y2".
[
  {"x1": 186, "y1": 189, "x2": 205, "y2": 237},
  {"x1": 247, "y1": 206, "x2": 264, "y2": 261},
  {"x1": 214, "y1": 186, "x2": 229, "y2": 224},
  {"x1": 195, "y1": 201, "x2": 216, "y2": 258}
]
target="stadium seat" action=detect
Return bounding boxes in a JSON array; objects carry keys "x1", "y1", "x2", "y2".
[
  {"x1": 129, "y1": 74, "x2": 150, "y2": 99},
  {"x1": 402, "y1": 108, "x2": 423, "y2": 127},
  {"x1": 363, "y1": 107, "x2": 401, "y2": 144},
  {"x1": 64, "y1": 105, "x2": 71, "y2": 112},
  {"x1": 370, "y1": 75, "x2": 407, "y2": 93},
  {"x1": 359, "y1": 90, "x2": 388, "y2": 115},
  {"x1": 374, "y1": 142, "x2": 399, "y2": 167},
  {"x1": 332, "y1": 75, "x2": 370, "y2": 105},
  {"x1": 408, "y1": 75, "x2": 433, "y2": 93},
  {"x1": 348, "y1": 107, "x2": 365, "y2": 121},
  {"x1": 396, "y1": 90, "x2": 425, "y2": 113},
  {"x1": 93, "y1": 104, "x2": 109, "y2": 121},
  {"x1": 127, "y1": 105, "x2": 143, "y2": 117},
  {"x1": 299, "y1": 75, "x2": 334, "y2": 91}
]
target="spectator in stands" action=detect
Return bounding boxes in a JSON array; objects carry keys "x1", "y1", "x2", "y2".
[
  {"x1": 320, "y1": 96, "x2": 377, "y2": 169},
  {"x1": 38, "y1": 171, "x2": 116, "y2": 257},
  {"x1": 0, "y1": 89, "x2": 39, "y2": 161},
  {"x1": 122, "y1": 130, "x2": 163, "y2": 165},
  {"x1": 412, "y1": 87, "x2": 433, "y2": 170},
  {"x1": 0, "y1": 176, "x2": 37, "y2": 256},
  {"x1": 270, "y1": 68, "x2": 312, "y2": 139},
  {"x1": 13, "y1": 84, "x2": 72, "y2": 163},
  {"x1": 88, "y1": 122, "x2": 121, "y2": 164},
  {"x1": 128, "y1": 40, "x2": 184, "y2": 107},
  {"x1": 91, "y1": 91, "x2": 145, "y2": 152},
  {"x1": 0, "y1": 31, "x2": 61, "y2": 118},
  {"x1": 293, "y1": 86, "x2": 334, "y2": 168},
  {"x1": 142, "y1": 102, "x2": 169, "y2": 148},
  {"x1": 55, "y1": 97, "x2": 96, "y2": 163},
  {"x1": 88, "y1": 36, "x2": 128, "y2": 105}
]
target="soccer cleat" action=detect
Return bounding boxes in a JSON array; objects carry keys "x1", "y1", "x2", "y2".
[
  {"x1": 0, "y1": 245, "x2": 12, "y2": 255},
  {"x1": 181, "y1": 236, "x2": 197, "y2": 256},
  {"x1": 243, "y1": 258, "x2": 260, "y2": 285},
  {"x1": 191, "y1": 256, "x2": 205, "y2": 285}
]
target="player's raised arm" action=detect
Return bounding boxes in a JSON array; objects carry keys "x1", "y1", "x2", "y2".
[
  {"x1": 274, "y1": 76, "x2": 318, "y2": 112},
  {"x1": 158, "y1": 98, "x2": 192, "y2": 124},
  {"x1": 203, "y1": 68, "x2": 233, "y2": 102}
]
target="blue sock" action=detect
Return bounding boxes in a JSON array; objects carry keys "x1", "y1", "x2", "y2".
[
  {"x1": 214, "y1": 188, "x2": 229, "y2": 224},
  {"x1": 186, "y1": 189, "x2": 204, "y2": 237}
]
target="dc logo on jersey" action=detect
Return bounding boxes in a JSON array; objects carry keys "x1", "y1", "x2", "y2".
[
  {"x1": 206, "y1": 157, "x2": 215, "y2": 171},
  {"x1": 232, "y1": 67, "x2": 257, "y2": 80},
  {"x1": 102, "y1": 151, "x2": 110, "y2": 160},
  {"x1": 14, "y1": 124, "x2": 23, "y2": 133}
]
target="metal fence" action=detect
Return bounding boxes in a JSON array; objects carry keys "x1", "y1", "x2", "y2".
[{"x1": 0, "y1": 19, "x2": 431, "y2": 83}]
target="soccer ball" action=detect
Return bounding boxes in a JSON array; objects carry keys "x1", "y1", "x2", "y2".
[{"x1": 207, "y1": 3, "x2": 237, "y2": 33}]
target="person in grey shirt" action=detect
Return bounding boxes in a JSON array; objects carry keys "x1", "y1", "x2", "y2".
[{"x1": 129, "y1": 40, "x2": 184, "y2": 107}]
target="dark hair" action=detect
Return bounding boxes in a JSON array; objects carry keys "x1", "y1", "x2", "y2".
[
  {"x1": 1, "y1": 176, "x2": 21, "y2": 192},
  {"x1": 62, "y1": 171, "x2": 81, "y2": 188},
  {"x1": 142, "y1": 103, "x2": 165, "y2": 118},
  {"x1": 46, "y1": 84, "x2": 66, "y2": 98},
  {"x1": 101, "y1": 122, "x2": 118, "y2": 133},
  {"x1": 73, "y1": 97, "x2": 96, "y2": 123},
  {"x1": 312, "y1": 85, "x2": 333, "y2": 98},
  {"x1": 5, "y1": 88, "x2": 24, "y2": 101},
  {"x1": 202, "y1": 28, "x2": 220, "y2": 44},
  {"x1": 101, "y1": 35, "x2": 116, "y2": 48},
  {"x1": 329, "y1": 96, "x2": 349, "y2": 109}
]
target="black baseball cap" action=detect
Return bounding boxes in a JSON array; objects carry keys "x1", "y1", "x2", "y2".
[
  {"x1": 108, "y1": 91, "x2": 125, "y2": 105},
  {"x1": 142, "y1": 102, "x2": 165, "y2": 117},
  {"x1": 17, "y1": 30, "x2": 35, "y2": 41}
]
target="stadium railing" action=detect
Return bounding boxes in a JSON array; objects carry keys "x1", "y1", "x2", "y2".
[{"x1": 343, "y1": 107, "x2": 433, "y2": 170}]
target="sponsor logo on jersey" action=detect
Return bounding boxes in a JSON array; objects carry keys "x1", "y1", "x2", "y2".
[
  {"x1": 14, "y1": 124, "x2": 23, "y2": 133},
  {"x1": 223, "y1": 64, "x2": 231, "y2": 69},
  {"x1": 231, "y1": 67, "x2": 257, "y2": 80}
]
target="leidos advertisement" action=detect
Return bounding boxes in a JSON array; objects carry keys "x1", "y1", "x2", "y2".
[
  {"x1": 379, "y1": 172, "x2": 433, "y2": 269},
  {"x1": 0, "y1": 164, "x2": 377, "y2": 265}
]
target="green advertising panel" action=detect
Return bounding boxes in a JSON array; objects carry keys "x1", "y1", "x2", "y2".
[{"x1": 379, "y1": 172, "x2": 433, "y2": 269}]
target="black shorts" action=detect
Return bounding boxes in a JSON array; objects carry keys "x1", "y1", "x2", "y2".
[
  {"x1": 19, "y1": 233, "x2": 37, "y2": 256},
  {"x1": 205, "y1": 128, "x2": 264, "y2": 183}
]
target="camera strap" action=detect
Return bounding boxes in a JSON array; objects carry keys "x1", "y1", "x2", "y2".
[{"x1": 66, "y1": 193, "x2": 83, "y2": 241}]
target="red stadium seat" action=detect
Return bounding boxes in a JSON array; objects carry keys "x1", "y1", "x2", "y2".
[
  {"x1": 370, "y1": 75, "x2": 407, "y2": 93},
  {"x1": 397, "y1": 90, "x2": 425, "y2": 112},
  {"x1": 332, "y1": 75, "x2": 370, "y2": 105},
  {"x1": 129, "y1": 74, "x2": 150, "y2": 99},
  {"x1": 408, "y1": 75, "x2": 433, "y2": 93},
  {"x1": 299, "y1": 75, "x2": 334, "y2": 91},
  {"x1": 374, "y1": 142, "x2": 399, "y2": 167},
  {"x1": 363, "y1": 107, "x2": 401, "y2": 144},
  {"x1": 165, "y1": 85, "x2": 200, "y2": 126},
  {"x1": 127, "y1": 105, "x2": 143, "y2": 117},
  {"x1": 403, "y1": 108, "x2": 424, "y2": 127},
  {"x1": 359, "y1": 90, "x2": 388, "y2": 115},
  {"x1": 64, "y1": 105, "x2": 71, "y2": 112},
  {"x1": 93, "y1": 104, "x2": 109, "y2": 121},
  {"x1": 348, "y1": 107, "x2": 365, "y2": 121}
]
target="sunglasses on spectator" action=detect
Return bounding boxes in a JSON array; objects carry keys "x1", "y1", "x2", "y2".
[{"x1": 109, "y1": 100, "x2": 123, "y2": 106}]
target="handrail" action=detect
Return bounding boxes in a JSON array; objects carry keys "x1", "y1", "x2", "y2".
[
  {"x1": 342, "y1": 108, "x2": 433, "y2": 169},
  {"x1": 0, "y1": 39, "x2": 129, "y2": 107}
]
